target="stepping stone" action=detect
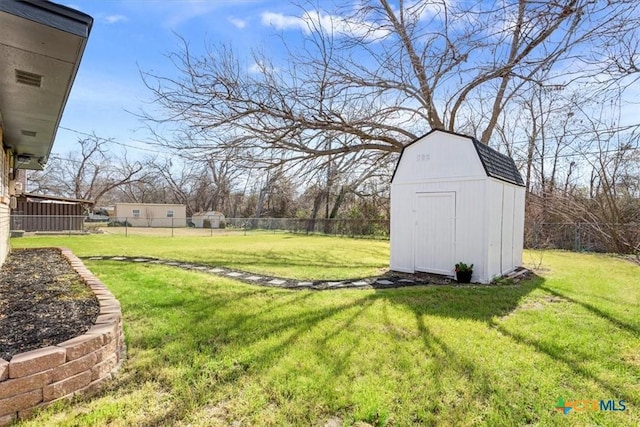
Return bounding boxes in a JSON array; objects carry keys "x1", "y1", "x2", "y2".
[
  {"x1": 350, "y1": 281, "x2": 369, "y2": 286},
  {"x1": 149, "y1": 260, "x2": 164, "y2": 264},
  {"x1": 227, "y1": 272, "x2": 243, "y2": 277},
  {"x1": 268, "y1": 279, "x2": 287, "y2": 285},
  {"x1": 326, "y1": 282, "x2": 344, "y2": 286},
  {"x1": 111, "y1": 257, "x2": 126, "y2": 261},
  {"x1": 375, "y1": 279, "x2": 394, "y2": 285},
  {"x1": 208, "y1": 268, "x2": 225, "y2": 273},
  {"x1": 133, "y1": 258, "x2": 149, "y2": 262},
  {"x1": 180, "y1": 264, "x2": 195, "y2": 268},
  {"x1": 166, "y1": 262, "x2": 180, "y2": 266},
  {"x1": 193, "y1": 266, "x2": 208, "y2": 270},
  {"x1": 297, "y1": 281, "x2": 313, "y2": 287},
  {"x1": 245, "y1": 276, "x2": 263, "y2": 281},
  {"x1": 88, "y1": 256, "x2": 103, "y2": 260}
]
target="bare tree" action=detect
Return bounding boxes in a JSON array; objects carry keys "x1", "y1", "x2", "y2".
[
  {"x1": 139, "y1": 0, "x2": 639, "y2": 175},
  {"x1": 28, "y1": 134, "x2": 145, "y2": 205}
]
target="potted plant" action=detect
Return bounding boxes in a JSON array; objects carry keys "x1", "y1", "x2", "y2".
[{"x1": 455, "y1": 262, "x2": 473, "y2": 283}]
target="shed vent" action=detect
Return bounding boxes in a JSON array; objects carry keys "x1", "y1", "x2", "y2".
[
  {"x1": 21, "y1": 130, "x2": 37, "y2": 137},
  {"x1": 15, "y1": 70, "x2": 43, "y2": 87}
]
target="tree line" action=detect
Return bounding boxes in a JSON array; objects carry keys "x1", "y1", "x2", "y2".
[{"x1": 27, "y1": 0, "x2": 639, "y2": 253}]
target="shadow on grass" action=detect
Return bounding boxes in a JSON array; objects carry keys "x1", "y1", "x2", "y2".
[
  {"x1": 372, "y1": 273, "x2": 639, "y2": 412},
  {"x1": 81, "y1": 263, "x2": 638, "y2": 426},
  {"x1": 371, "y1": 274, "x2": 543, "y2": 322},
  {"x1": 540, "y1": 285, "x2": 639, "y2": 335}
]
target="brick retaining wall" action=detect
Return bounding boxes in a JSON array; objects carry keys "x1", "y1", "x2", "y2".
[{"x1": 0, "y1": 248, "x2": 125, "y2": 425}]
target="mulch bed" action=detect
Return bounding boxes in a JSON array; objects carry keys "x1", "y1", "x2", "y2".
[{"x1": 0, "y1": 248, "x2": 100, "y2": 361}]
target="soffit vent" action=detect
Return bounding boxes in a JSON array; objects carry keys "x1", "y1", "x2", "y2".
[
  {"x1": 21, "y1": 130, "x2": 37, "y2": 137},
  {"x1": 15, "y1": 70, "x2": 43, "y2": 87}
]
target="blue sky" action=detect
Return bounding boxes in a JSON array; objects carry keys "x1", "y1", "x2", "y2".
[
  {"x1": 56, "y1": 0, "x2": 306, "y2": 158},
  {"x1": 55, "y1": 0, "x2": 639, "y2": 163}
]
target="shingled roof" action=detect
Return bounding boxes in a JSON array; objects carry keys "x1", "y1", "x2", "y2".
[
  {"x1": 391, "y1": 128, "x2": 525, "y2": 186},
  {"x1": 471, "y1": 138, "x2": 524, "y2": 186}
]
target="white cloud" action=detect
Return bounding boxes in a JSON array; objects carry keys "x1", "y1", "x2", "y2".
[
  {"x1": 261, "y1": 11, "x2": 305, "y2": 31},
  {"x1": 261, "y1": 10, "x2": 390, "y2": 41},
  {"x1": 104, "y1": 14, "x2": 128, "y2": 24},
  {"x1": 228, "y1": 17, "x2": 247, "y2": 29}
]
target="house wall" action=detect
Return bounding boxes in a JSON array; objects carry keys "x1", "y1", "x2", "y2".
[
  {"x1": 1, "y1": 130, "x2": 10, "y2": 267},
  {"x1": 113, "y1": 203, "x2": 186, "y2": 227}
]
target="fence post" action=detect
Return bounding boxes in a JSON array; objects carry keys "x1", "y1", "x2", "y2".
[
  {"x1": 68, "y1": 216, "x2": 72, "y2": 236},
  {"x1": 575, "y1": 223, "x2": 582, "y2": 252}
]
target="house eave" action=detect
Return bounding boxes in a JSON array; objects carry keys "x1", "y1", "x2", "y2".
[{"x1": 0, "y1": 0, "x2": 93, "y2": 170}]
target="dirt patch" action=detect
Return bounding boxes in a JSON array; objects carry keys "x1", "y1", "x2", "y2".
[{"x1": 0, "y1": 248, "x2": 100, "y2": 361}]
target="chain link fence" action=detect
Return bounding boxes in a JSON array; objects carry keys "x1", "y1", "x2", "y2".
[
  {"x1": 525, "y1": 221, "x2": 640, "y2": 254},
  {"x1": 10, "y1": 215, "x2": 390, "y2": 239},
  {"x1": 10, "y1": 213, "x2": 638, "y2": 254}
]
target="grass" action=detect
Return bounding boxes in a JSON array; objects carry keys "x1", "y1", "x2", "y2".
[
  {"x1": 11, "y1": 232, "x2": 388, "y2": 280},
  {"x1": 10, "y1": 234, "x2": 640, "y2": 426}
]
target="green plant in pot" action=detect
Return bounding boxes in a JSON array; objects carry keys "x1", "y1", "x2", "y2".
[{"x1": 455, "y1": 262, "x2": 473, "y2": 283}]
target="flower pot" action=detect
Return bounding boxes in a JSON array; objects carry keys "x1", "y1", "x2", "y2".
[{"x1": 456, "y1": 271, "x2": 472, "y2": 283}]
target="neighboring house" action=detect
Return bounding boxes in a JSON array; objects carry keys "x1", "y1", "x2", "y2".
[
  {"x1": 113, "y1": 203, "x2": 187, "y2": 227},
  {"x1": 390, "y1": 129, "x2": 525, "y2": 284},
  {"x1": 0, "y1": 1, "x2": 92, "y2": 266},
  {"x1": 191, "y1": 211, "x2": 225, "y2": 228}
]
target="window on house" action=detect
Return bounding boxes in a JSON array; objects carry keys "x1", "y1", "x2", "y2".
[
  {"x1": 166, "y1": 210, "x2": 174, "y2": 218},
  {"x1": 132, "y1": 209, "x2": 140, "y2": 218}
]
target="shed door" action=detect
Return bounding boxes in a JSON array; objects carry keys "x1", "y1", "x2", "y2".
[{"x1": 414, "y1": 192, "x2": 455, "y2": 275}]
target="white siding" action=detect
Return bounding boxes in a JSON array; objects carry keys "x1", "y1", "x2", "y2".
[
  {"x1": 393, "y1": 132, "x2": 486, "y2": 184},
  {"x1": 513, "y1": 187, "x2": 526, "y2": 267},
  {"x1": 114, "y1": 203, "x2": 186, "y2": 227},
  {"x1": 414, "y1": 192, "x2": 455, "y2": 275},
  {"x1": 485, "y1": 181, "x2": 504, "y2": 283},
  {"x1": 192, "y1": 211, "x2": 225, "y2": 228},
  {"x1": 390, "y1": 130, "x2": 525, "y2": 284},
  {"x1": 501, "y1": 185, "x2": 516, "y2": 275},
  {"x1": 390, "y1": 184, "x2": 414, "y2": 272},
  {"x1": 1, "y1": 146, "x2": 9, "y2": 266},
  {"x1": 0, "y1": 203, "x2": 9, "y2": 266}
]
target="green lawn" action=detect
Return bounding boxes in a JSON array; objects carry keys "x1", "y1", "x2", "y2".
[
  {"x1": 11, "y1": 233, "x2": 388, "y2": 280},
  {"x1": 10, "y1": 235, "x2": 640, "y2": 426}
]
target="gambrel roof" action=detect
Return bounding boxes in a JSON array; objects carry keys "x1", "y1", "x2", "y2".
[{"x1": 392, "y1": 128, "x2": 525, "y2": 186}]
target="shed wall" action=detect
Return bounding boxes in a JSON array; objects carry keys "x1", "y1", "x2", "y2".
[
  {"x1": 393, "y1": 132, "x2": 487, "y2": 184},
  {"x1": 391, "y1": 178, "x2": 488, "y2": 280},
  {"x1": 390, "y1": 130, "x2": 525, "y2": 284}
]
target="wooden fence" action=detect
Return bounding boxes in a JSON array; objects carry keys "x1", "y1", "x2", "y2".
[{"x1": 11, "y1": 201, "x2": 84, "y2": 231}]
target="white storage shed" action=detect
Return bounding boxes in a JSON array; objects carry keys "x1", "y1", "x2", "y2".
[
  {"x1": 390, "y1": 129, "x2": 525, "y2": 283},
  {"x1": 191, "y1": 211, "x2": 225, "y2": 228}
]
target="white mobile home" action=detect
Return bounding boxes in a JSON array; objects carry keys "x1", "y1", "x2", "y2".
[
  {"x1": 114, "y1": 203, "x2": 186, "y2": 227},
  {"x1": 390, "y1": 129, "x2": 525, "y2": 284}
]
